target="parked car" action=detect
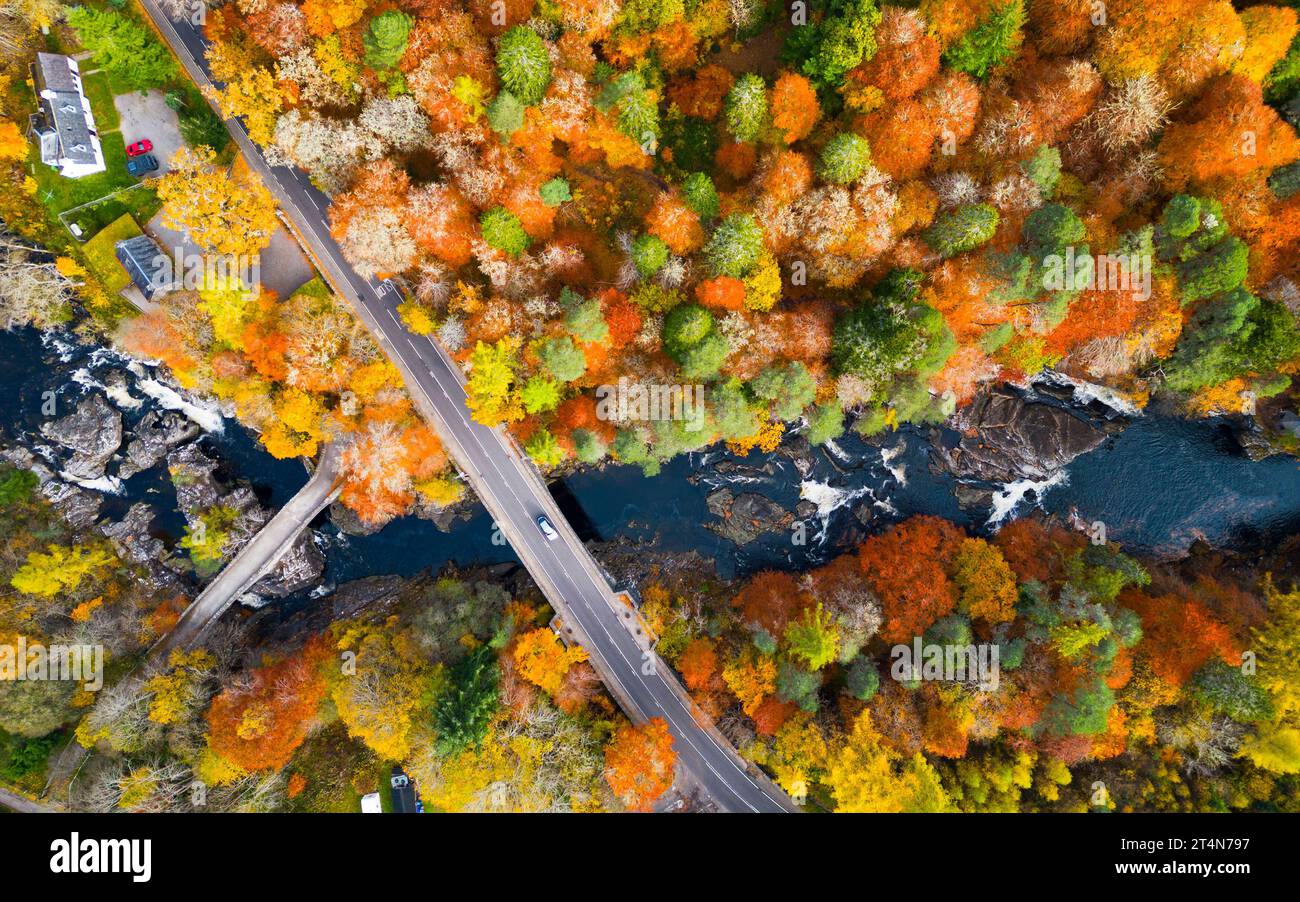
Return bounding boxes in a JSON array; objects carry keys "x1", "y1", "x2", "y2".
[
  {"x1": 536, "y1": 516, "x2": 559, "y2": 541},
  {"x1": 126, "y1": 139, "x2": 153, "y2": 157},
  {"x1": 390, "y1": 767, "x2": 418, "y2": 814},
  {"x1": 126, "y1": 154, "x2": 158, "y2": 177},
  {"x1": 360, "y1": 792, "x2": 382, "y2": 814}
]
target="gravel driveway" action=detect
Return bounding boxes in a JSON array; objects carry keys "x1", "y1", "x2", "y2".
[{"x1": 114, "y1": 89, "x2": 183, "y2": 175}]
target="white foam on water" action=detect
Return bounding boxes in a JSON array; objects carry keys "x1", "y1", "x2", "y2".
[
  {"x1": 237, "y1": 592, "x2": 270, "y2": 610},
  {"x1": 987, "y1": 470, "x2": 1070, "y2": 528},
  {"x1": 799, "y1": 478, "x2": 874, "y2": 543},
  {"x1": 880, "y1": 442, "x2": 908, "y2": 486},
  {"x1": 822, "y1": 439, "x2": 851, "y2": 464},
  {"x1": 1036, "y1": 372, "x2": 1143, "y2": 417},
  {"x1": 40, "y1": 331, "x2": 79, "y2": 363},
  {"x1": 59, "y1": 472, "x2": 123, "y2": 494},
  {"x1": 129, "y1": 367, "x2": 226, "y2": 433},
  {"x1": 69, "y1": 367, "x2": 144, "y2": 411}
]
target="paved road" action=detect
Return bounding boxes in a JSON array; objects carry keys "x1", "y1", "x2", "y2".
[
  {"x1": 137, "y1": 0, "x2": 795, "y2": 813},
  {"x1": 148, "y1": 445, "x2": 342, "y2": 659},
  {"x1": 0, "y1": 788, "x2": 56, "y2": 813}
]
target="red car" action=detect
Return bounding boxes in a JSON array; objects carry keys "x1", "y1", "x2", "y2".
[{"x1": 126, "y1": 139, "x2": 153, "y2": 157}]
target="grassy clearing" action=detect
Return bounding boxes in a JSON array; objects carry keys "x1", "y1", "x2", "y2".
[
  {"x1": 82, "y1": 212, "x2": 142, "y2": 293},
  {"x1": 81, "y1": 69, "x2": 120, "y2": 133},
  {"x1": 282, "y1": 720, "x2": 384, "y2": 813},
  {"x1": 64, "y1": 183, "x2": 161, "y2": 240}
]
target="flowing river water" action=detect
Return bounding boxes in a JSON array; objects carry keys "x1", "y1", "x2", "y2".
[{"x1": 5, "y1": 326, "x2": 1300, "y2": 598}]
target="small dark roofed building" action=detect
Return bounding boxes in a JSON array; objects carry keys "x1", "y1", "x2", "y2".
[
  {"x1": 29, "y1": 53, "x2": 105, "y2": 179},
  {"x1": 115, "y1": 233, "x2": 174, "y2": 301}
]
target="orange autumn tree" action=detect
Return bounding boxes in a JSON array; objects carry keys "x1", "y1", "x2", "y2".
[
  {"x1": 339, "y1": 420, "x2": 450, "y2": 526},
  {"x1": 858, "y1": 515, "x2": 965, "y2": 643},
  {"x1": 604, "y1": 717, "x2": 676, "y2": 811},
  {"x1": 1121, "y1": 588, "x2": 1241, "y2": 687},
  {"x1": 205, "y1": 637, "x2": 330, "y2": 773},
  {"x1": 770, "y1": 72, "x2": 819, "y2": 144},
  {"x1": 1158, "y1": 74, "x2": 1300, "y2": 192},
  {"x1": 677, "y1": 637, "x2": 720, "y2": 693}
]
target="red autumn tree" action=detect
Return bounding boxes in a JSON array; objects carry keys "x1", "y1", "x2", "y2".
[{"x1": 734, "y1": 570, "x2": 812, "y2": 636}]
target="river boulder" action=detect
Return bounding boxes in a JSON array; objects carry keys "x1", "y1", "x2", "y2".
[
  {"x1": 934, "y1": 387, "x2": 1108, "y2": 483},
  {"x1": 40, "y1": 392, "x2": 122, "y2": 481},
  {"x1": 120, "y1": 410, "x2": 202, "y2": 479},
  {"x1": 705, "y1": 488, "x2": 794, "y2": 544}
]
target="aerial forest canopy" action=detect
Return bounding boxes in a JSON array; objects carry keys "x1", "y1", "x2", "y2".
[{"x1": 52, "y1": 0, "x2": 1300, "y2": 524}]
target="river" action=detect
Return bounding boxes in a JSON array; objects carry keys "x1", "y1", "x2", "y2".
[{"x1": 4, "y1": 327, "x2": 1300, "y2": 595}]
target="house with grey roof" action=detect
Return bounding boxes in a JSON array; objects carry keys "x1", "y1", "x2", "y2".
[
  {"x1": 114, "y1": 233, "x2": 174, "y2": 301},
  {"x1": 29, "y1": 53, "x2": 106, "y2": 179}
]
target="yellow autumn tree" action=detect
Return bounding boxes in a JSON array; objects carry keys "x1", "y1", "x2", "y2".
[
  {"x1": 261, "y1": 387, "x2": 327, "y2": 459},
  {"x1": 0, "y1": 120, "x2": 27, "y2": 161},
  {"x1": 823, "y1": 710, "x2": 952, "y2": 812},
  {"x1": 465, "y1": 337, "x2": 524, "y2": 427},
  {"x1": 10, "y1": 544, "x2": 114, "y2": 598},
  {"x1": 512, "y1": 628, "x2": 589, "y2": 697},
  {"x1": 143, "y1": 649, "x2": 216, "y2": 725},
  {"x1": 329, "y1": 621, "x2": 432, "y2": 761},
  {"x1": 205, "y1": 67, "x2": 283, "y2": 146},
  {"x1": 157, "y1": 146, "x2": 278, "y2": 258},
  {"x1": 722, "y1": 650, "x2": 777, "y2": 716}
]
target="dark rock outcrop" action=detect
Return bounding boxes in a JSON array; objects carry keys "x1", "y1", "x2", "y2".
[
  {"x1": 40, "y1": 481, "x2": 101, "y2": 530},
  {"x1": 40, "y1": 393, "x2": 122, "y2": 481},
  {"x1": 705, "y1": 488, "x2": 793, "y2": 544},
  {"x1": 120, "y1": 410, "x2": 201, "y2": 479},
  {"x1": 934, "y1": 388, "x2": 1109, "y2": 484},
  {"x1": 101, "y1": 502, "x2": 167, "y2": 566}
]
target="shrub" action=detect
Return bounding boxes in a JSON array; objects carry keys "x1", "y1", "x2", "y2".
[
  {"x1": 496, "y1": 26, "x2": 552, "y2": 105},
  {"x1": 479, "y1": 207, "x2": 531, "y2": 256},
  {"x1": 818, "y1": 132, "x2": 871, "y2": 184}
]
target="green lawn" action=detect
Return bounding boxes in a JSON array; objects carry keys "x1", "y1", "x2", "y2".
[
  {"x1": 29, "y1": 131, "x2": 138, "y2": 215},
  {"x1": 81, "y1": 69, "x2": 120, "y2": 133},
  {"x1": 65, "y1": 184, "x2": 162, "y2": 242},
  {"x1": 82, "y1": 213, "x2": 142, "y2": 293}
]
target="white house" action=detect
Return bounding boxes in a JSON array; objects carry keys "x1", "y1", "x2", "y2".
[{"x1": 29, "y1": 53, "x2": 106, "y2": 179}]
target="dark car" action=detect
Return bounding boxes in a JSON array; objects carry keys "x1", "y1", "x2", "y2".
[
  {"x1": 126, "y1": 139, "x2": 153, "y2": 157},
  {"x1": 126, "y1": 154, "x2": 158, "y2": 177},
  {"x1": 390, "y1": 766, "x2": 419, "y2": 814}
]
